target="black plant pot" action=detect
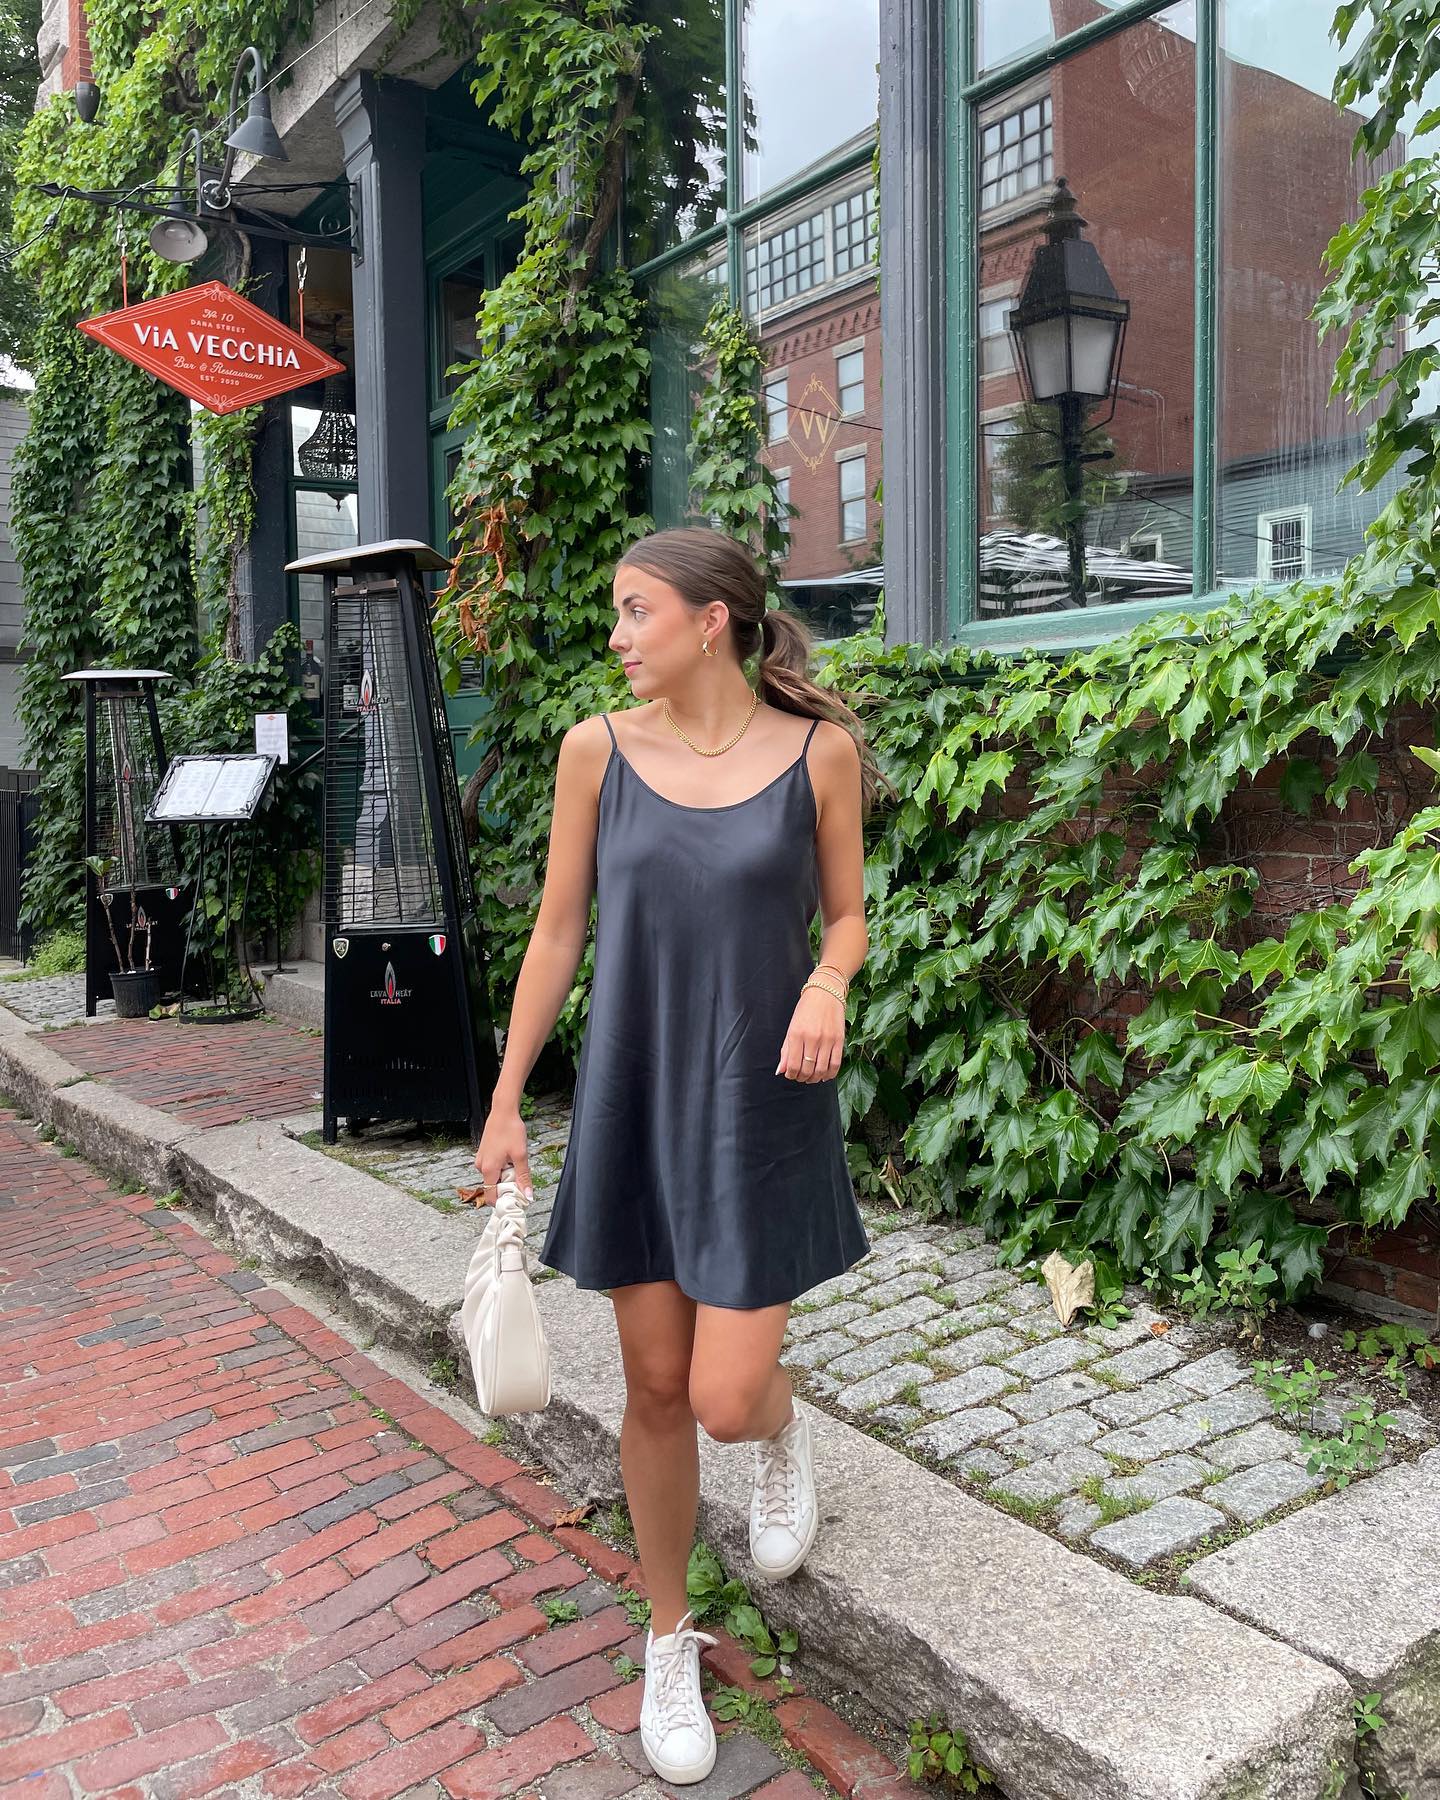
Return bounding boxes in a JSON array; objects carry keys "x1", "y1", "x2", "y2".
[{"x1": 110, "y1": 968, "x2": 160, "y2": 1018}]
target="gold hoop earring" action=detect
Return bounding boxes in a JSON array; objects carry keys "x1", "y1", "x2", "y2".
[{"x1": 700, "y1": 637, "x2": 717, "y2": 657}]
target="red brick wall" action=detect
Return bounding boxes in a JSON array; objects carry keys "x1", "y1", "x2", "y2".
[{"x1": 61, "y1": 0, "x2": 92, "y2": 87}]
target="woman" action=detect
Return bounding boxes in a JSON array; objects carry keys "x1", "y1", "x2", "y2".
[{"x1": 472, "y1": 525, "x2": 887, "y2": 1785}]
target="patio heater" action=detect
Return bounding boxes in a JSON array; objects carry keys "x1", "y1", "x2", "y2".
[
  {"x1": 283, "y1": 540, "x2": 500, "y2": 1144},
  {"x1": 61, "y1": 668, "x2": 191, "y2": 1016},
  {"x1": 1007, "y1": 179, "x2": 1130, "y2": 609}
]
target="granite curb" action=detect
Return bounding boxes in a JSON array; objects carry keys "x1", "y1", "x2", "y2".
[{"x1": 0, "y1": 999, "x2": 1411, "y2": 1800}]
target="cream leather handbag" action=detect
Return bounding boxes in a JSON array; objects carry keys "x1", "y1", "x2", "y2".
[{"x1": 460, "y1": 1171, "x2": 552, "y2": 1416}]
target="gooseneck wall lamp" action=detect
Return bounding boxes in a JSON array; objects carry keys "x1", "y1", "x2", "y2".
[{"x1": 54, "y1": 44, "x2": 318, "y2": 268}]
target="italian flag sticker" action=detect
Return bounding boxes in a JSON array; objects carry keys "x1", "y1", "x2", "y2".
[{"x1": 428, "y1": 933, "x2": 447, "y2": 955}]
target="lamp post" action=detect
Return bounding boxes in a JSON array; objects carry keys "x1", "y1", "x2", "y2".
[{"x1": 1006, "y1": 179, "x2": 1130, "y2": 608}]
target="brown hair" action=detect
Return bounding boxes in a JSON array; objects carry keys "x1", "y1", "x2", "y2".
[{"x1": 615, "y1": 525, "x2": 895, "y2": 820}]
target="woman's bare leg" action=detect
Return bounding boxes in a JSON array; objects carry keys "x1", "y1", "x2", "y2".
[
  {"x1": 610, "y1": 1280, "x2": 700, "y2": 1639},
  {"x1": 687, "y1": 1301, "x2": 793, "y2": 1442}
]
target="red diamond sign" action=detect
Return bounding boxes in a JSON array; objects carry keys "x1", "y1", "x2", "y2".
[{"x1": 77, "y1": 280, "x2": 344, "y2": 415}]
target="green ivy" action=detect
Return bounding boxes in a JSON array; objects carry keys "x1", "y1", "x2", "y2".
[{"x1": 9, "y1": 0, "x2": 316, "y2": 935}]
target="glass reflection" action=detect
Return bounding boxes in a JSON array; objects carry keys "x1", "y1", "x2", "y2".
[
  {"x1": 1215, "y1": 0, "x2": 1438, "y2": 584},
  {"x1": 978, "y1": 1, "x2": 1185, "y2": 75},
  {"x1": 977, "y1": 7, "x2": 1195, "y2": 616},
  {"x1": 743, "y1": 169, "x2": 882, "y2": 639},
  {"x1": 646, "y1": 249, "x2": 728, "y2": 527},
  {"x1": 741, "y1": 0, "x2": 878, "y2": 203},
  {"x1": 625, "y1": 0, "x2": 727, "y2": 266}
]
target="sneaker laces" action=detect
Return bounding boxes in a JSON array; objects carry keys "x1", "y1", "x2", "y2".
[
  {"x1": 753, "y1": 1420, "x2": 802, "y2": 1529},
  {"x1": 648, "y1": 1611, "x2": 717, "y2": 1734}
]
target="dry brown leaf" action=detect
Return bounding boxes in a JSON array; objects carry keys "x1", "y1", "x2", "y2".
[
  {"x1": 554, "y1": 1502, "x2": 594, "y2": 1527},
  {"x1": 456, "y1": 1184, "x2": 493, "y2": 1207},
  {"x1": 1148, "y1": 1319, "x2": 1171, "y2": 1336},
  {"x1": 1041, "y1": 1249, "x2": 1095, "y2": 1326}
]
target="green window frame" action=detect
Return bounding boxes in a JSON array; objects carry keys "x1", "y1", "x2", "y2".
[
  {"x1": 624, "y1": 0, "x2": 881, "y2": 644},
  {"x1": 948, "y1": 0, "x2": 1206, "y2": 652},
  {"x1": 945, "y1": 0, "x2": 1376, "y2": 655}
]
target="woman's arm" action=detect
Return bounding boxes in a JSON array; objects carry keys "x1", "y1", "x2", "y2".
[
  {"x1": 777, "y1": 720, "x2": 868, "y2": 1083},
  {"x1": 474, "y1": 716, "x2": 610, "y2": 1189}
]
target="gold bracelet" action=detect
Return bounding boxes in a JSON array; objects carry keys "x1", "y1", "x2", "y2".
[
  {"x1": 812, "y1": 962, "x2": 850, "y2": 992},
  {"x1": 803, "y1": 975, "x2": 847, "y2": 1003}
]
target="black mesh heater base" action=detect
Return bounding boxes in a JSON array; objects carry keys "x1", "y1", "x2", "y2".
[
  {"x1": 284, "y1": 541, "x2": 500, "y2": 1144},
  {"x1": 61, "y1": 669, "x2": 191, "y2": 1018}
]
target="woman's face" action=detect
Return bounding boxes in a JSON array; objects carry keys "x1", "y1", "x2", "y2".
[{"x1": 609, "y1": 563, "x2": 725, "y2": 691}]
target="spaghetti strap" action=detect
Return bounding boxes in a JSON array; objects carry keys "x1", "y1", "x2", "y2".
[
  {"x1": 802, "y1": 716, "x2": 821, "y2": 755},
  {"x1": 601, "y1": 713, "x2": 618, "y2": 749}
]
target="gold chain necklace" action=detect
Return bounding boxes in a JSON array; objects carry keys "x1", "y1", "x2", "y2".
[{"x1": 662, "y1": 692, "x2": 759, "y2": 757}]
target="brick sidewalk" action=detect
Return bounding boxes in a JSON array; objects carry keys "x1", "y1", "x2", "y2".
[
  {"x1": 41, "y1": 1019, "x2": 323, "y2": 1129},
  {"x1": 0, "y1": 1109, "x2": 911, "y2": 1800}
]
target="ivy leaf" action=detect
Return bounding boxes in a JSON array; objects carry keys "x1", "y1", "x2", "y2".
[
  {"x1": 1153, "y1": 1181, "x2": 1218, "y2": 1260},
  {"x1": 1070, "y1": 1029, "x2": 1125, "y2": 1091},
  {"x1": 1371, "y1": 996, "x2": 1440, "y2": 1080},
  {"x1": 1362, "y1": 1147, "x2": 1433, "y2": 1227},
  {"x1": 905, "y1": 1093, "x2": 967, "y2": 1165},
  {"x1": 1196, "y1": 1118, "x2": 1263, "y2": 1192},
  {"x1": 837, "y1": 1059, "x2": 879, "y2": 1133},
  {"x1": 1195, "y1": 1051, "x2": 1292, "y2": 1119},
  {"x1": 1278, "y1": 756, "x2": 1327, "y2": 815},
  {"x1": 1238, "y1": 936, "x2": 1296, "y2": 990},
  {"x1": 1328, "y1": 749, "x2": 1380, "y2": 806}
]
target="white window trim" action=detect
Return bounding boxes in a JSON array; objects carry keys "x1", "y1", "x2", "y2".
[
  {"x1": 1257, "y1": 505, "x2": 1312, "y2": 581},
  {"x1": 835, "y1": 347, "x2": 866, "y2": 416},
  {"x1": 1123, "y1": 530, "x2": 1164, "y2": 560},
  {"x1": 977, "y1": 73, "x2": 1054, "y2": 227},
  {"x1": 763, "y1": 376, "x2": 789, "y2": 446},
  {"x1": 831, "y1": 335, "x2": 866, "y2": 359},
  {"x1": 834, "y1": 443, "x2": 868, "y2": 465}
]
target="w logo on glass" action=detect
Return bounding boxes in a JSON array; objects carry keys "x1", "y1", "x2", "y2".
[{"x1": 788, "y1": 374, "x2": 842, "y2": 472}]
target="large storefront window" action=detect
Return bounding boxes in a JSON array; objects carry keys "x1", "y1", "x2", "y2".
[
  {"x1": 976, "y1": 8, "x2": 1195, "y2": 618},
  {"x1": 628, "y1": 0, "x2": 882, "y2": 645},
  {"x1": 955, "y1": 0, "x2": 1440, "y2": 636},
  {"x1": 1214, "y1": 1, "x2": 1411, "y2": 585}
]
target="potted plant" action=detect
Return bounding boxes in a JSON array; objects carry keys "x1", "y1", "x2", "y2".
[{"x1": 86, "y1": 853, "x2": 160, "y2": 1017}]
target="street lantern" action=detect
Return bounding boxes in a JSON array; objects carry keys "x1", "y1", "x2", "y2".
[
  {"x1": 1006, "y1": 179, "x2": 1130, "y2": 608},
  {"x1": 1007, "y1": 179, "x2": 1129, "y2": 405}
]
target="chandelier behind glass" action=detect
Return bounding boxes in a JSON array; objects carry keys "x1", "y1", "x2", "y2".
[{"x1": 298, "y1": 319, "x2": 357, "y2": 505}]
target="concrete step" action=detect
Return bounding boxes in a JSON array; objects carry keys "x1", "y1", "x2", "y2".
[{"x1": 259, "y1": 956, "x2": 324, "y2": 1028}]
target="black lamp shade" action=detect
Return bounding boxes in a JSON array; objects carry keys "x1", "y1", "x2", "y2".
[
  {"x1": 1007, "y1": 179, "x2": 1129, "y2": 404},
  {"x1": 224, "y1": 86, "x2": 288, "y2": 164}
]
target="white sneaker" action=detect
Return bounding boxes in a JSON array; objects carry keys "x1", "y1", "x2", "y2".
[
  {"x1": 640, "y1": 1607, "x2": 718, "y2": 1784},
  {"x1": 749, "y1": 1405, "x2": 818, "y2": 1578}
]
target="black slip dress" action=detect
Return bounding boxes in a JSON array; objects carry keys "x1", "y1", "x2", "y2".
[{"x1": 536, "y1": 710, "x2": 872, "y2": 1309}]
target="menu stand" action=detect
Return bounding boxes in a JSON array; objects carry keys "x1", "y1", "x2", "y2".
[{"x1": 145, "y1": 753, "x2": 278, "y2": 1022}]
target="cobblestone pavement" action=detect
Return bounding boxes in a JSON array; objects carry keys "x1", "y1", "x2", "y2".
[
  {"x1": 0, "y1": 1106, "x2": 924, "y2": 1800},
  {"x1": 0, "y1": 973, "x2": 113, "y2": 1027},
  {"x1": 324, "y1": 1098, "x2": 1440, "y2": 1574}
]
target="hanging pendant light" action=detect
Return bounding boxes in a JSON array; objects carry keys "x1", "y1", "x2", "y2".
[{"x1": 298, "y1": 321, "x2": 357, "y2": 505}]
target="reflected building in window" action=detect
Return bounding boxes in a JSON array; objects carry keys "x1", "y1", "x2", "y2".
[{"x1": 977, "y1": 0, "x2": 1408, "y2": 617}]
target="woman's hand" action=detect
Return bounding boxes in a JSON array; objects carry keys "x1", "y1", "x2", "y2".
[
  {"x1": 775, "y1": 986, "x2": 846, "y2": 1083},
  {"x1": 472, "y1": 1106, "x2": 533, "y2": 1203}
]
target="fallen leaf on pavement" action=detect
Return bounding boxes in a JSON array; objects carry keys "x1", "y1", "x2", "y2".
[{"x1": 1041, "y1": 1249, "x2": 1094, "y2": 1326}]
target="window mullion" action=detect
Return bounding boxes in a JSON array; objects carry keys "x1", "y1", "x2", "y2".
[
  {"x1": 725, "y1": 0, "x2": 742, "y2": 309},
  {"x1": 1192, "y1": 0, "x2": 1218, "y2": 594},
  {"x1": 949, "y1": 0, "x2": 977, "y2": 638}
]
